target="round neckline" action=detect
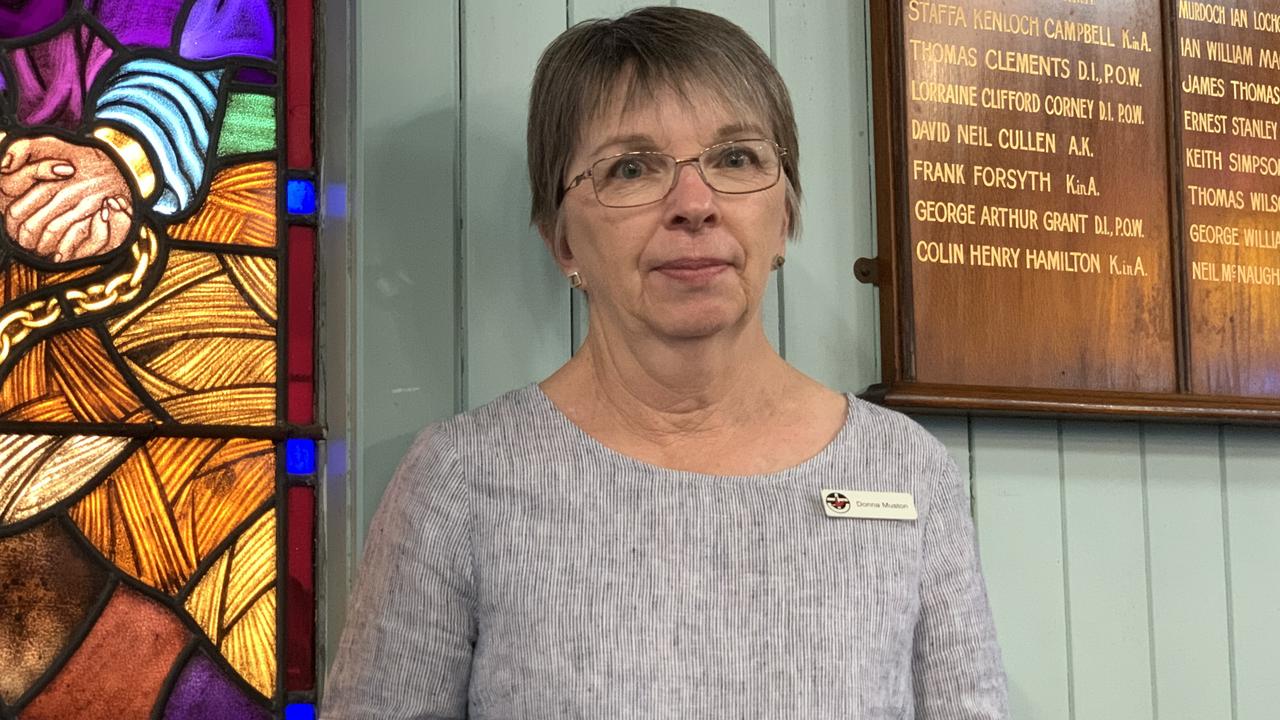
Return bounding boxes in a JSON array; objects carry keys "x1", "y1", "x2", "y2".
[{"x1": 525, "y1": 383, "x2": 859, "y2": 482}]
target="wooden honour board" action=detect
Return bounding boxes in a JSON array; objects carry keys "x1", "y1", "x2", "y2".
[{"x1": 866, "y1": 0, "x2": 1280, "y2": 422}]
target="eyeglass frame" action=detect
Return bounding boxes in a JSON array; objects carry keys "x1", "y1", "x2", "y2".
[{"x1": 559, "y1": 138, "x2": 789, "y2": 209}]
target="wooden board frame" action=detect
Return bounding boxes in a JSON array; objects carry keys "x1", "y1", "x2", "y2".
[{"x1": 864, "y1": 0, "x2": 1280, "y2": 424}]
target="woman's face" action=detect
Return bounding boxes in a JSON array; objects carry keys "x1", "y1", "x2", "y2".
[{"x1": 553, "y1": 85, "x2": 789, "y2": 344}]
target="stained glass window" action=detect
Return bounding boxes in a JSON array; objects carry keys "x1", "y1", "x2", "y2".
[{"x1": 0, "y1": 1, "x2": 319, "y2": 718}]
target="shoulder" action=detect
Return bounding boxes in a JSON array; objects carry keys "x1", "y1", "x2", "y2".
[
  {"x1": 838, "y1": 397, "x2": 962, "y2": 512},
  {"x1": 845, "y1": 396, "x2": 953, "y2": 467},
  {"x1": 371, "y1": 387, "x2": 551, "y2": 539},
  {"x1": 399, "y1": 384, "x2": 556, "y2": 478}
]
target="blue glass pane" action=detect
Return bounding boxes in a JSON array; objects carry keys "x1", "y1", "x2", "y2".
[
  {"x1": 285, "y1": 704, "x2": 316, "y2": 720},
  {"x1": 287, "y1": 178, "x2": 317, "y2": 215},
  {"x1": 285, "y1": 439, "x2": 317, "y2": 475}
]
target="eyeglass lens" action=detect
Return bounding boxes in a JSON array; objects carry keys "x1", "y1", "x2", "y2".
[{"x1": 591, "y1": 140, "x2": 781, "y2": 208}]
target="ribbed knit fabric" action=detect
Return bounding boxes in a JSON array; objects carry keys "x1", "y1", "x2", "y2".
[{"x1": 322, "y1": 385, "x2": 1008, "y2": 719}]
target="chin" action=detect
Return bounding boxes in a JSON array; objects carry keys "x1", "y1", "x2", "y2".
[{"x1": 650, "y1": 301, "x2": 748, "y2": 340}]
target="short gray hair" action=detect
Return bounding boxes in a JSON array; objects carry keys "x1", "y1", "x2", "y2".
[{"x1": 527, "y1": 6, "x2": 801, "y2": 237}]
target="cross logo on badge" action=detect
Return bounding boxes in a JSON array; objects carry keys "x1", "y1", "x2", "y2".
[{"x1": 825, "y1": 491, "x2": 850, "y2": 513}]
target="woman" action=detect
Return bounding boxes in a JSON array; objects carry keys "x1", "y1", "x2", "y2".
[{"x1": 324, "y1": 7, "x2": 1007, "y2": 718}]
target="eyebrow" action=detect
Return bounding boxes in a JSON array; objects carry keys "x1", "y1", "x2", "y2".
[
  {"x1": 586, "y1": 122, "x2": 771, "y2": 159},
  {"x1": 587, "y1": 133, "x2": 661, "y2": 158},
  {"x1": 712, "y1": 122, "x2": 768, "y2": 142}
]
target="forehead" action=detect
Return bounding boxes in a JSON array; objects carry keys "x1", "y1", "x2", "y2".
[{"x1": 575, "y1": 78, "x2": 767, "y2": 156}]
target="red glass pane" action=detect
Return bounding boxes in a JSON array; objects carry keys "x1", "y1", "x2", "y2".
[
  {"x1": 21, "y1": 585, "x2": 188, "y2": 719},
  {"x1": 286, "y1": 226, "x2": 316, "y2": 424},
  {"x1": 286, "y1": 0, "x2": 315, "y2": 169},
  {"x1": 285, "y1": 486, "x2": 316, "y2": 692}
]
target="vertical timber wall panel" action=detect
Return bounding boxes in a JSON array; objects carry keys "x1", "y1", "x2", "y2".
[
  {"x1": 353, "y1": 0, "x2": 461, "y2": 546},
  {"x1": 1144, "y1": 426, "x2": 1234, "y2": 720},
  {"x1": 970, "y1": 419, "x2": 1070, "y2": 720},
  {"x1": 463, "y1": 0, "x2": 570, "y2": 409},
  {"x1": 774, "y1": 0, "x2": 880, "y2": 391},
  {"x1": 1222, "y1": 427, "x2": 1280, "y2": 719},
  {"x1": 1061, "y1": 423, "x2": 1154, "y2": 720}
]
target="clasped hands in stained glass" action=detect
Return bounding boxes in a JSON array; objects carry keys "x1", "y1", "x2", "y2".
[{"x1": 0, "y1": 1, "x2": 315, "y2": 719}]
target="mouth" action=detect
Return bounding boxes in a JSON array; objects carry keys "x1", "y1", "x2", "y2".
[{"x1": 653, "y1": 257, "x2": 733, "y2": 283}]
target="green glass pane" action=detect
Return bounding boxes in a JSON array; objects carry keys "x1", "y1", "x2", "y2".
[{"x1": 217, "y1": 93, "x2": 277, "y2": 156}]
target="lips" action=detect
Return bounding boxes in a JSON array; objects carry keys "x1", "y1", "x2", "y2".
[
  {"x1": 655, "y1": 257, "x2": 731, "y2": 270},
  {"x1": 653, "y1": 257, "x2": 732, "y2": 283}
]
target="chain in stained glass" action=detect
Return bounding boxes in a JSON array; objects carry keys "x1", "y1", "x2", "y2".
[{"x1": 0, "y1": 0, "x2": 320, "y2": 717}]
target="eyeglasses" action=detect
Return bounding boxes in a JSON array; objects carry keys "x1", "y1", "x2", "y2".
[{"x1": 562, "y1": 138, "x2": 787, "y2": 208}]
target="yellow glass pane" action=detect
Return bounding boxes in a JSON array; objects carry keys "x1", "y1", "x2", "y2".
[
  {"x1": 224, "y1": 255, "x2": 278, "y2": 322},
  {"x1": 185, "y1": 510, "x2": 276, "y2": 697},
  {"x1": 171, "y1": 388, "x2": 275, "y2": 425},
  {"x1": 0, "y1": 328, "x2": 154, "y2": 423},
  {"x1": 41, "y1": 265, "x2": 100, "y2": 285},
  {"x1": 2, "y1": 264, "x2": 38, "y2": 303},
  {"x1": 107, "y1": 250, "x2": 222, "y2": 336},
  {"x1": 111, "y1": 253, "x2": 274, "y2": 349},
  {"x1": 146, "y1": 336, "x2": 274, "y2": 390},
  {"x1": 0, "y1": 434, "x2": 131, "y2": 525},
  {"x1": 0, "y1": 264, "x2": 93, "y2": 305},
  {"x1": 0, "y1": 435, "x2": 59, "y2": 489},
  {"x1": 69, "y1": 438, "x2": 274, "y2": 595},
  {"x1": 168, "y1": 161, "x2": 277, "y2": 247},
  {"x1": 48, "y1": 329, "x2": 153, "y2": 420},
  {"x1": 108, "y1": 250, "x2": 276, "y2": 426}
]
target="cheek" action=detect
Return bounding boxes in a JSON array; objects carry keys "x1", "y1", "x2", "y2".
[
  {"x1": 562, "y1": 207, "x2": 644, "y2": 280},
  {"x1": 742, "y1": 195, "x2": 789, "y2": 253}
]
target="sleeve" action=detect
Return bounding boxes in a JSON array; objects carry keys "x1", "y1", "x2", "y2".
[
  {"x1": 91, "y1": 58, "x2": 223, "y2": 216},
  {"x1": 911, "y1": 453, "x2": 1010, "y2": 719},
  {"x1": 322, "y1": 425, "x2": 477, "y2": 720}
]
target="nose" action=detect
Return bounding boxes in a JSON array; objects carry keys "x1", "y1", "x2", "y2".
[{"x1": 662, "y1": 161, "x2": 718, "y2": 233}]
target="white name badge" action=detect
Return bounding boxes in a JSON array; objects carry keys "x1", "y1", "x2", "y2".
[{"x1": 820, "y1": 489, "x2": 918, "y2": 520}]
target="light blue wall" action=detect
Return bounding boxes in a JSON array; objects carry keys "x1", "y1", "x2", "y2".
[{"x1": 328, "y1": 1, "x2": 1280, "y2": 716}]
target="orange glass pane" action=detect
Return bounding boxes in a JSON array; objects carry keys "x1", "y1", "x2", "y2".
[
  {"x1": 69, "y1": 438, "x2": 274, "y2": 595},
  {"x1": 185, "y1": 509, "x2": 277, "y2": 697},
  {"x1": 109, "y1": 250, "x2": 276, "y2": 426},
  {"x1": 168, "y1": 161, "x2": 277, "y2": 247},
  {"x1": 0, "y1": 328, "x2": 156, "y2": 423},
  {"x1": 0, "y1": 434, "x2": 131, "y2": 525},
  {"x1": 226, "y1": 255, "x2": 279, "y2": 322}
]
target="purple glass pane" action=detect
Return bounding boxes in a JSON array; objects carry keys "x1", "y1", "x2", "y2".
[
  {"x1": 162, "y1": 652, "x2": 271, "y2": 720},
  {"x1": 90, "y1": 0, "x2": 183, "y2": 49},
  {"x1": 11, "y1": 25, "x2": 113, "y2": 128},
  {"x1": 0, "y1": 0, "x2": 68, "y2": 40},
  {"x1": 179, "y1": 0, "x2": 275, "y2": 62},
  {"x1": 234, "y1": 66, "x2": 277, "y2": 84}
]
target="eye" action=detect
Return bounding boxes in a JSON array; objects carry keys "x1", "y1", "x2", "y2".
[
  {"x1": 713, "y1": 144, "x2": 760, "y2": 169},
  {"x1": 607, "y1": 156, "x2": 651, "y2": 180}
]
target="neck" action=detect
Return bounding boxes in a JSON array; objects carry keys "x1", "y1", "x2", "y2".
[{"x1": 544, "y1": 310, "x2": 799, "y2": 443}]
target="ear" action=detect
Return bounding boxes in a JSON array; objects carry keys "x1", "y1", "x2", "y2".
[{"x1": 538, "y1": 218, "x2": 575, "y2": 272}]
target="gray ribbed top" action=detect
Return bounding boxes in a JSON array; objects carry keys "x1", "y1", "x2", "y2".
[{"x1": 322, "y1": 385, "x2": 1008, "y2": 719}]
